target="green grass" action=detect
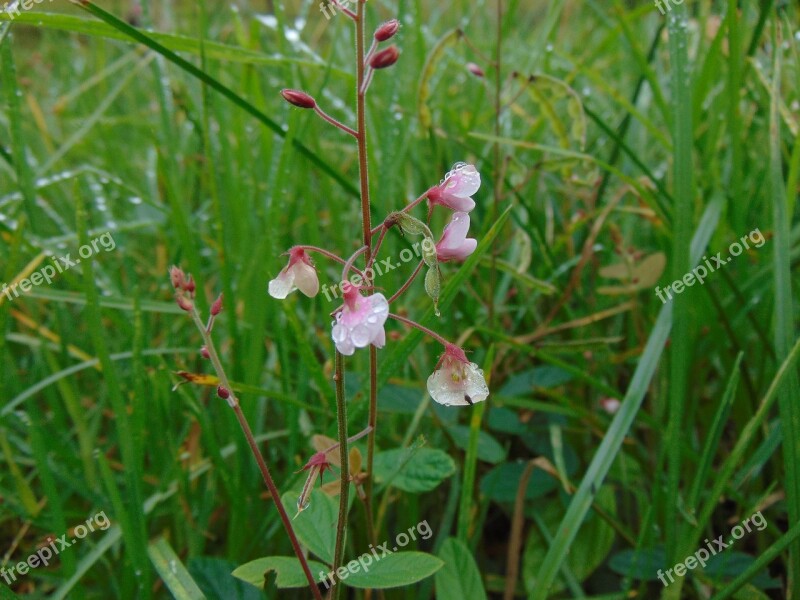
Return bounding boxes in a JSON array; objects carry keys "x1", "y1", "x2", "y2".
[{"x1": 1, "y1": 0, "x2": 799, "y2": 598}]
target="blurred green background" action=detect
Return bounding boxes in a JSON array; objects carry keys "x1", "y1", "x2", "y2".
[{"x1": 1, "y1": 0, "x2": 799, "y2": 598}]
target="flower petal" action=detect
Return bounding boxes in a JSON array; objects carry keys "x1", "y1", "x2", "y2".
[
  {"x1": 268, "y1": 269, "x2": 295, "y2": 299},
  {"x1": 292, "y1": 262, "x2": 319, "y2": 297},
  {"x1": 444, "y1": 164, "x2": 481, "y2": 198}
]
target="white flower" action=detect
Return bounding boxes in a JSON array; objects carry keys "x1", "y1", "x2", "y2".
[
  {"x1": 331, "y1": 289, "x2": 389, "y2": 356},
  {"x1": 268, "y1": 248, "x2": 319, "y2": 299},
  {"x1": 427, "y1": 344, "x2": 489, "y2": 406}
]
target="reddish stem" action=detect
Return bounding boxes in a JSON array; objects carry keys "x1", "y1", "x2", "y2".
[
  {"x1": 388, "y1": 312, "x2": 451, "y2": 346},
  {"x1": 387, "y1": 261, "x2": 424, "y2": 304},
  {"x1": 315, "y1": 106, "x2": 358, "y2": 138}
]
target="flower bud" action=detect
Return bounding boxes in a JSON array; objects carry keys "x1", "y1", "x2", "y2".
[
  {"x1": 183, "y1": 276, "x2": 196, "y2": 296},
  {"x1": 280, "y1": 89, "x2": 317, "y2": 109},
  {"x1": 369, "y1": 45, "x2": 400, "y2": 70},
  {"x1": 374, "y1": 19, "x2": 400, "y2": 42},
  {"x1": 200, "y1": 346, "x2": 211, "y2": 359},
  {"x1": 169, "y1": 265, "x2": 185, "y2": 290},
  {"x1": 466, "y1": 62, "x2": 485, "y2": 78},
  {"x1": 210, "y1": 293, "x2": 223, "y2": 316},
  {"x1": 217, "y1": 385, "x2": 230, "y2": 400},
  {"x1": 176, "y1": 295, "x2": 193, "y2": 312}
]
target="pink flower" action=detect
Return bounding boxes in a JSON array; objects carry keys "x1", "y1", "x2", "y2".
[
  {"x1": 436, "y1": 212, "x2": 477, "y2": 262},
  {"x1": 600, "y1": 397, "x2": 621, "y2": 414},
  {"x1": 268, "y1": 248, "x2": 319, "y2": 299},
  {"x1": 427, "y1": 344, "x2": 489, "y2": 407},
  {"x1": 427, "y1": 163, "x2": 481, "y2": 212},
  {"x1": 331, "y1": 286, "x2": 389, "y2": 355}
]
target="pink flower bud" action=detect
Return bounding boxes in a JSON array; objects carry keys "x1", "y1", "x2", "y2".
[
  {"x1": 466, "y1": 62, "x2": 485, "y2": 78},
  {"x1": 280, "y1": 89, "x2": 317, "y2": 109},
  {"x1": 374, "y1": 19, "x2": 400, "y2": 42},
  {"x1": 369, "y1": 45, "x2": 400, "y2": 70},
  {"x1": 169, "y1": 265, "x2": 185, "y2": 290},
  {"x1": 183, "y1": 276, "x2": 196, "y2": 295},
  {"x1": 176, "y1": 295, "x2": 193, "y2": 312},
  {"x1": 210, "y1": 293, "x2": 223, "y2": 316},
  {"x1": 217, "y1": 385, "x2": 230, "y2": 400},
  {"x1": 200, "y1": 346, "x2": 211, "y2": 359}
]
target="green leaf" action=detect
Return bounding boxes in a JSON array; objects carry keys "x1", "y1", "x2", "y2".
[
  {"x1": 373, "y1": 447, "x2": 456, "y2": 493},
  {"x1": 187, "y1": 558, "x2": 263, "y2": 600},
  {"x1": 281, "y1": 489, "x2": 338, "y2": 563},
  {"x1": 480, "y1": 461, "x2": 558, "y2": 503},
  {"x1": 446, "y1": 425, "x2": 507, "y2": 464},
  {"x1": 341, "y1": 552, "x2": 444, "y2": 589},
  {"x1": 232, "y1": 556, "x2": 329, "y2": 589},
  {"x1": 148, "y1": 538, "x2": 207, "y2": 599},
  {"x1": 703, "y1": 553, "x2": 781, "y2": 590},
  {"x1": 524, "y1": 488, "x2": 616, "y2": 595},
  {"x1": 0, "y1": 11, "x2": 346, "y2": 74},
  {"x1": 68, "y1": 2, "x2": 359, "y2": 199},
  {"x1": 435, "y1": 538, "x2": 487, "y2": 600},
  {"x1": 608, "y1": 547, "x2": 665, "y2": 581}
]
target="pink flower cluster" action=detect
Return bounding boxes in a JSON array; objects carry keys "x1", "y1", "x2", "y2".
[{"x1": 268, "y1": 162, "x2": 489, "y2": 406}]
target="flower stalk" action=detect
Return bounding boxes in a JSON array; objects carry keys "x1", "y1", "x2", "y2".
[{"x1": 173, "y1": 273, "x2": 323, "y2": 600}]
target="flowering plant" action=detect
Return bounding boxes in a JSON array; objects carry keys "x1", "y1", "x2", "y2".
[{"x1": 170, "y1": 2, "x2": 495, "y2": 597}]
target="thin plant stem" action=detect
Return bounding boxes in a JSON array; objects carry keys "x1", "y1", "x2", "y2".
[
  {"x1": 315, "y1": 106, "x2": 358, "y2": 138},
  {"x1": 387, "y1": 261, "x2": 424, "y2": 304},
  {"x1": 368, "y1": 190, "x2": 432, "y2": 235},
  {"x1": 366, "y1": 227, "x2": 387, "y2": 272},
  {"x1": 354, "y1": 0, "x2": 381, "y2": 556},
  {"x1": 187, "y1": 308, "x2": 323, "y2": 600},
  {"x1": 322, "y1": 425, "x2": 373, "y2": 455},
  {"x1": 342, "y1": 245, "x2": 368, "y2": 282},
  {"x1": 332, "y1": 350, "x2": 349, "y2": 600},
  {"x1": 388, "y1": 312, "x2": 451, "y2": 346}
]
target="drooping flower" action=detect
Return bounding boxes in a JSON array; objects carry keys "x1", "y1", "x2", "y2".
[
  {"x1": 295, "y1": 451, "x2": 334, "y2": 514},
  {"x1": 600, "y1": 397, "x2": 621, "y2": 415},
  {"x1": 427, "y1": 344, "x2": 489, "y2": 407},
  {"x1": 331, "y1": 286, "x2": 389, "y2": 356},
  {"x1": 436, "y1": 212, "x2": 477, "y2": 262},
  {"x1": 268, "y1": 248, "x2": 319, "y2": 299},
  {"x1": 427, "y1": 163, "x2": 481, "y2": 212}
]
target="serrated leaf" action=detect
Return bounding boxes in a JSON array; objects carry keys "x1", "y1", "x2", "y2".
[
  {"x1": 373, "y1": 447, "x2": 456, "y2": 493},
  {"x1": 232, "y1": 556, "x2": 329, "y2": 589},
  {"x1": 435, "y1": 538, "x2": 487, "y2": 600}
]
